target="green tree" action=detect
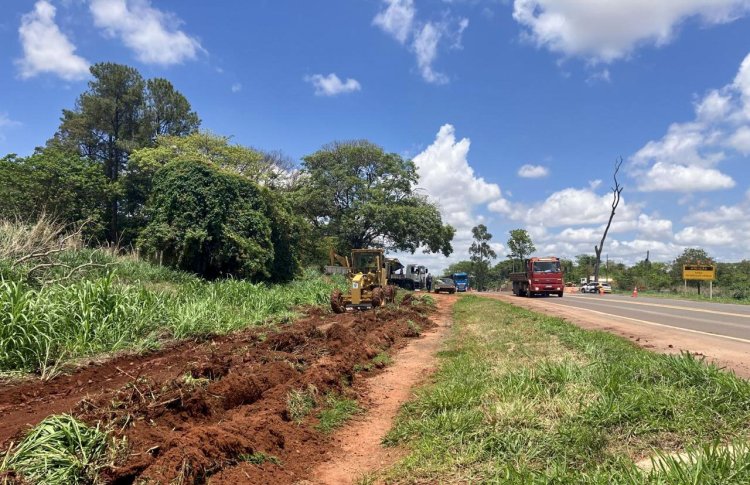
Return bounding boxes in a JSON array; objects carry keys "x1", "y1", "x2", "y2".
[
  {"x1": 296, "y1": 140, "x2": 454, "y2": 255},
  {"x1": 138, "y1": 160, "x2": 275, "y2": 279},
  {"x1": 125, "y1": 132, "x2": 283, "y2": 240},
  {"x1": 51, "y1": 63, "x2": 199, "y2": 241},
  {"x1": 506, "y1": 229, "x2": 536, "y2": 271},
  {"x1": 0, "y1": 148, "x2": 109, "y2": 239},
  {"x1": 469, "y1": 224, "x2": 496, "y2": 291}
]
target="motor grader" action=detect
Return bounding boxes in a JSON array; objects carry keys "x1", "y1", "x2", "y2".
[{"x1": 330, "y1": 248, "x2": 400, "y2": 313}]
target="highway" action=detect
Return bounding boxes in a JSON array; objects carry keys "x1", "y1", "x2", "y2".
[{"x1": 538, "y1": 293, "x2": 750, "y2": 342}]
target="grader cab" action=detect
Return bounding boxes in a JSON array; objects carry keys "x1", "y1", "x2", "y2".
[{"x1": 330, "y1": 249, "x2": 400, "y2": 313}]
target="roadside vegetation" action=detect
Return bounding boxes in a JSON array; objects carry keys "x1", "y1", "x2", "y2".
[
  {"x1": 382, "y1": 295, "x2": 750, "y2": 483},
  {"x1": 0, "y1": 219, "x2": 343, "y2": 378}
]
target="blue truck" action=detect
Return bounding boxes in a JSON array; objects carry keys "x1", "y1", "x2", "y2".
[{"x1": 451, "y1": 272, "x2": 469, "y2": 292}]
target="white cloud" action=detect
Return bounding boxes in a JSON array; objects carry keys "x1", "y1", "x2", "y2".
[
  {"x1": 396, "y1": 124, "x2": 508, "y2": 271},
  {"x1": 230, "y1": 83, "x2": 242, "y2": 93},
  {"x1": 500, "y1": 186, "x2": 639, "y2": 228},
  {"x1": 512, "y1": 0, "x2": 750, "y2": 63},
  {"x1": 517, "y1": 164, "x2": 549, "y2": 178},
  {"x1": 631, "y1": 51, "x2": 750, "y2": 192},
  {"x1": 637, "y1": 162, "x2": 736, "y2": 192},
  {"x1": 89, "y1": 0, "x2": 202, "y2": 65},
  {"x1": 373, "y1": 0, "x2": 468, "y2": 84},
  {"x1": 413, "y1": 22, "x2": 449, "y2": 84},
  {"x1": 16, "y1": 0, "x2": 90, "y2": 81},
  {"x1": 372, "y1": 0, "x2": 415, "y2": 44},
  {"x1": 304, "y1": 73, "x2": 362, "y2": 96},
  {"x1": 728, "y1": 126, "x2": 750, "y2": 154},
  {"x1": 675, "y1": 225, "x2": 736, "y2": 246}
]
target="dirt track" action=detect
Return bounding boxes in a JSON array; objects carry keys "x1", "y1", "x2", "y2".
[
  {"x1": 0, "y1": 299, "x2": 447, "y2": 484},
  {"x1": 486, "y1": 292, "x2": 750, "y2": 378}
]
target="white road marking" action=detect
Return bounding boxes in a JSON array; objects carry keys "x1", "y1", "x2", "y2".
[
  {"x1": 538, "y1": 299, "x2": 750, "y2": 345},
  {"x1": 565, "y1": 294, "x2": 750, "y2": 319}
]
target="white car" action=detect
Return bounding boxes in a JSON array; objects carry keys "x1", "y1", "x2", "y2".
[{"x1": 580, "y1": 283, "x2": 599, "y2": 293}]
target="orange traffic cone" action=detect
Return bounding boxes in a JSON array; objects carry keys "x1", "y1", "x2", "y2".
[
  {"x1": 632, "y1": 287, "x2": 638, "y2": 298},
  {"x1": 599, "y1": 286, "x2": 604, "y2": 295}
]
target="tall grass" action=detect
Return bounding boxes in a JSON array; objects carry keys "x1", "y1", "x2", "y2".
[
  {"x1": 382, "y1": 295, "x2": 750, "y2": 483},
  {"x1": 0, "y1": 268, "x2": 343, "y2": 376}
]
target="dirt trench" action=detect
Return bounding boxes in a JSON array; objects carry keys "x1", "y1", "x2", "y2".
[{"x1": 0, "y1": 300, "x2": 442, "y2": 484}]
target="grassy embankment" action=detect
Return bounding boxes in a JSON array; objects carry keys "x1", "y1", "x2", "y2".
[
  {"x1": 381, "y1": 295, "x2": 750, "y2": 483},
  {"x1": 618, "y1": 289, "x2": 750, "y2": 306},
  {"x1": 0, "y1": 248, "x2": 343, "y2": 378}
]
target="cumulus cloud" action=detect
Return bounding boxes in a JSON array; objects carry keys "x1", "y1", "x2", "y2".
[
  {"x1": 89, "y1": 0, "x2": 202, "y2": 65},
  {"x1": 394, "y1": 124, "x2": 509, "y2": 270},
  {"x1": 16, "y1": 0, "x2": 90, "y2": 80},
  {"x1": 498, "y1": 186, "x2": 639, "y2": 228},
  {"x1": 517, "y1": 164, "x2": 549, "y2": 178},
  {"x1": 512, "y1": 0, "x2": 750, "y2": 63},
  {"x1": 231, "y1": 83, "x2": 242, "y2": 93},
  {"x1": 631, "y1": 51, "x2": 750, "y2": 192},
  {"x1": 304, "y1": 73, "x2": 362, "y2": 96},
  {"x1": 372, "y1": 0, "x2": 415, "y2": 44},
  {"x1": 637, "y1": 162, "x2": 735, "y2": 192},
  {"x1": 373, "y1": 0, "x2": 468, "y2": 84}
]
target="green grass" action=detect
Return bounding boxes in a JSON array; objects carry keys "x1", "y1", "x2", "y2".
[
  {"x1": 316, "y1": 394, "x2": 361, "y2": 433},
  {"x1": 286, "y1": 385, "x2": 318, "y2": 423},
  {"x1": 237, "y1": 451, "x2": 281, "y2": 466},
  {"x1": 381, "y1": 295, "x2": 750, "y2": 483},
  {"x1": 0, "y1": 261, "x2": 344, "y2": 376},
  {"x1": 0, "y1": 414, "x2": 115, "y2": 485},
  {"x1": 618, "y1": 289, "x2": 750, "y2": 306}
]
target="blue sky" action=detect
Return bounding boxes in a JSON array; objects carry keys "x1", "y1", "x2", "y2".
[{"x1": 2, "y1": 0, "x2": 750, "y2": 271}]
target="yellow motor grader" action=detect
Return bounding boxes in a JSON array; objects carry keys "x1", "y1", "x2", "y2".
[{"x1": 330, "y1": 248, "x2": 400, "y2": 313}]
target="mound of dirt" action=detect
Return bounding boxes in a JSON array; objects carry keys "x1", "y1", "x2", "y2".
[{"x1": 1, "y1": 304, "x2": 435, "y2": 484}]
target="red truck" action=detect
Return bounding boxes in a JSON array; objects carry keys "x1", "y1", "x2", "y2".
[{"x1": 510, "y1": 257, "x2": 564, "y2": 297}]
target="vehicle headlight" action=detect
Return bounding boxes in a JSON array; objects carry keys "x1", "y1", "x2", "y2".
[{"x1": 534, "y1": 286, "x2": 539, "y2": 291}]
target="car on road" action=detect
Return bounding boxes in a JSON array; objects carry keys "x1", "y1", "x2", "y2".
[
  {"x1": 580, "y1": 282, "x2": 612, "y2": 294},
  {"x1": 580, "y1": 282, "x2": 599, "y2": 293},
  {"x1": 433, "y1": 277, "x2": 456, "y2": 294}
]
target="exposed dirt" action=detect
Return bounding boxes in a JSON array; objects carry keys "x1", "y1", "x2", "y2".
[
  {"x1": 310, "y1": 293, "x2": 454, "y2": 484},
  {"x1": 0, "y1": 301, "x2": 439, "y2": 484},
  {"x1": 485, "y1": 292, "x2": 750, "y2": 378}
]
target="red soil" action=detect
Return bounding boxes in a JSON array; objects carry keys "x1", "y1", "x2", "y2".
[{"x1": 0, "y1": 302, "x2": 436, "y2": 484}]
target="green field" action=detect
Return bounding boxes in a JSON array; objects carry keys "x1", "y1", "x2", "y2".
[{"x1": 381, "y1": 295, "x2": 750, "y2": 484}]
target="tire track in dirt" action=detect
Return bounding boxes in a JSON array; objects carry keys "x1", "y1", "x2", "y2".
[{"x1": 309, "y1": 293, "x2": 454, "y2": 485}]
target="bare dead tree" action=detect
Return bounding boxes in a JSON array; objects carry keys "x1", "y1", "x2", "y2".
[{"x1": 594, "y1": 157, "x2": 624, "y2": 282}]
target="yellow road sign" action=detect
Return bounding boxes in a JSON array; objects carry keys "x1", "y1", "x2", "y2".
[{"x1": 683, "y1": 264, "x2": 715, "y2": 281}]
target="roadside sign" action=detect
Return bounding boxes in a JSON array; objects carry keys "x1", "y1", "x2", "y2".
[{"x1": 683, "y1": 264, "x2": 715, "y2": 281}]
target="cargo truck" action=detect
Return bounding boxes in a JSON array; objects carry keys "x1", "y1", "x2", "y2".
[{"x1": 510, "y1": 257, "x2": 564, "y2": 297}]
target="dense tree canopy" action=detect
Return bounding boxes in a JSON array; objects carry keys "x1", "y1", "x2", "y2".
[
  {"x1": 0, "y1": 148, "x2": 109, "y2": 239},
  {"x1": 296, "y1": 140, "x2": 454, "y2": 255},
  {"x1": 138, "y1": 160, "x2": 277, "y2": 279},
  {"x1": 507, "y1": 228, "x2": 536, "y2": 271},
  {"x1": 50, "y1": 63, "x2": 200, "y2": 241}
]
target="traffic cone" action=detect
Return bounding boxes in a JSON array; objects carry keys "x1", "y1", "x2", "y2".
[
  {"x1": 632, "y1": 287, "x2": 638, "y2": 298},
  {"x1": 599, "y1": 286, "x2": 604, "y2": 295}
]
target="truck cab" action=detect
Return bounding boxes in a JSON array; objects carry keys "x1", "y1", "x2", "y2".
[
  {"x1": 451, "y1": 272, "x2": 469, "y2": 292},
  {"x1": 510, "y1": 257, "x2": 564, "y2": 297}
]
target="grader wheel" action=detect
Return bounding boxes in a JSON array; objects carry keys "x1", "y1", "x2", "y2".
[
  {"x1": 330, "y1": 289, "x2": 345, "y2": 314},
  {"x1": 371, "y1": 287, "x2": 385, "y2": 308}
]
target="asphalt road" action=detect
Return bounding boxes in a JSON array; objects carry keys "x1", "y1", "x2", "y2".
[{"x1": 536, "y1": 293, "x2": 750, "y2": 342}]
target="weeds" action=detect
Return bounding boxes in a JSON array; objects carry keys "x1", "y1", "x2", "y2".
[
  {"x1": 238, "y1": 451, "x2": 281, "y2": 466},
  {"x1": 0, "y1": 266, "x2": 343, "y2": 374},
  {"x1": 316, "y1": 394, "x2": 360, "y2": 433},
  {"x1": 0, "y1": 414, "x2": 113, "y2": 485},
  {"x1": 286, "y1": 385, "x2": 318, "y2": 423}
]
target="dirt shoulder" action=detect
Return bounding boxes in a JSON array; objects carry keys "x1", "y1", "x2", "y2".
[
  {"x1": 485, "y1": 292, "x2": 750, "y2": 378},
  {"x1": 310, "y1": 293, "x2": 454, "y2": 484}
]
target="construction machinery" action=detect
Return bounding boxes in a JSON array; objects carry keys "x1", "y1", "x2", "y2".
[{"x1": 330, "y1": 248, "x2": 401, "y2": 313}]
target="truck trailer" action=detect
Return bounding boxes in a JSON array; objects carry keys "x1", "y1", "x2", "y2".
[{"x1": 510, "y1": 257, "x2": 564, "y2": 297}]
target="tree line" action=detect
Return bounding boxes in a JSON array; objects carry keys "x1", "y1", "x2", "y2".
[
  {"x1": 0, "y1": 63, "x2": 454, "y2": 281},
  {"x1": 448, "y1": 228, "x2": 750, "y2": 299}
]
